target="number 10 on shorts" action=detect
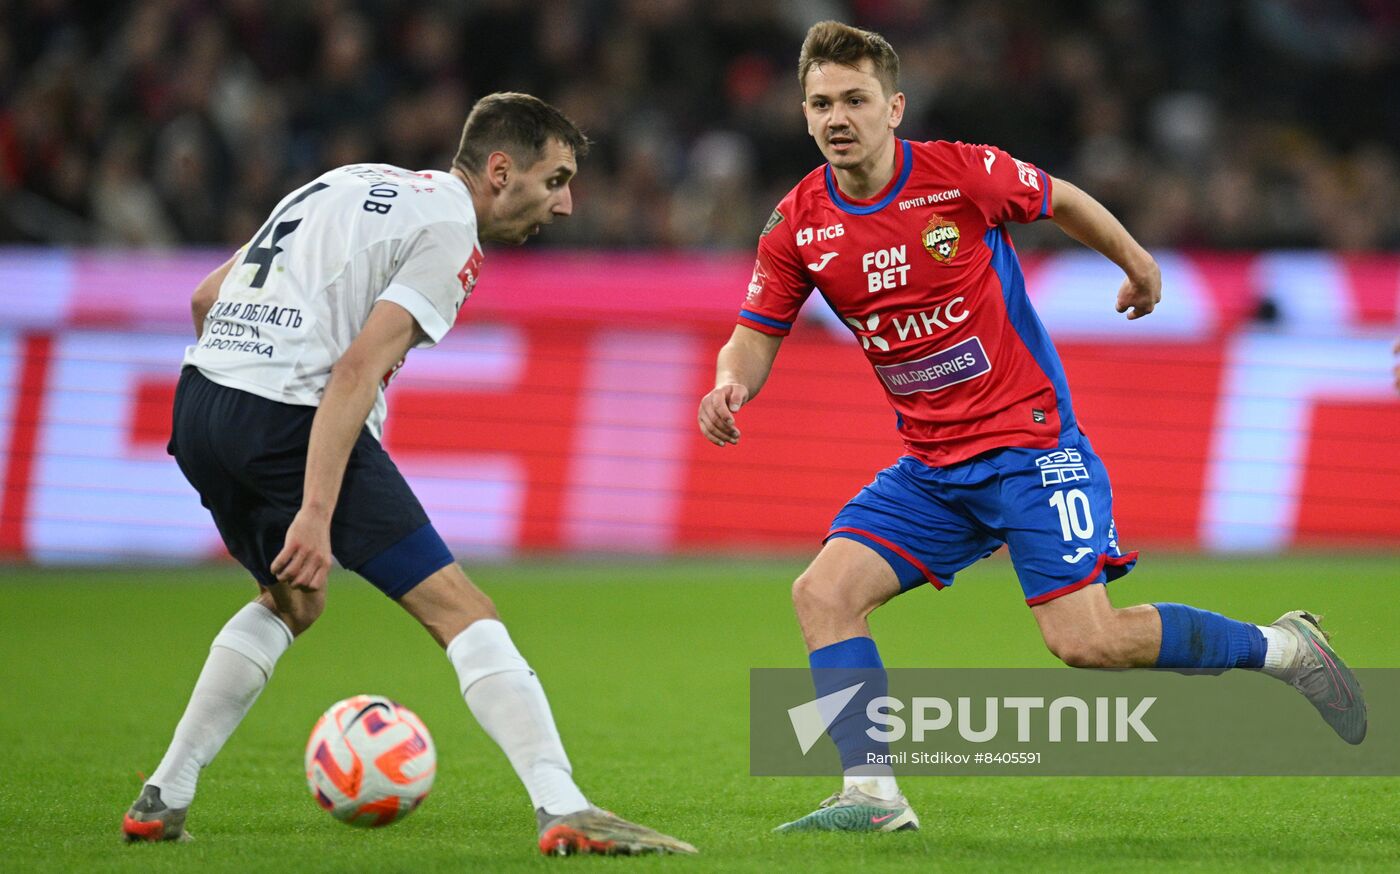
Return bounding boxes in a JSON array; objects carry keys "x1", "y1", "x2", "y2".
[{"x1": 1049, "y1": 489, "x2": 1094, "y2": 540}]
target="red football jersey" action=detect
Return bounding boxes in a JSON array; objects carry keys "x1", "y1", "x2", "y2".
[{"x1": 740, "y1": 138, "x2": 1076, "y2": 467}]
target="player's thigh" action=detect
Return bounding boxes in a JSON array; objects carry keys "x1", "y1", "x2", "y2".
[
  {"x1": 329, "y1": 430, "x2": 457, "y2": 600},
  {"x1": 1028, "y1": 581, "x2": 1114, "y2": 655},
  {"x1": 169, "y1": 367, "x2": 302, "y2": 588},
  {"x1": 1029, "y1": 583, "x2": 1161, "y2": 666},
  {"x1": 396, "y1": 563, "x2": 499, "y2": 648},
  {"x1": 826, "y1": 456, "x2": 998, "y2": 594},
  {"x1": 793, "y1": 536, "x2": 902, "y2": 619},
  {"x1": 998, "y1": 435, "x2": 1138, "y2": 608}
]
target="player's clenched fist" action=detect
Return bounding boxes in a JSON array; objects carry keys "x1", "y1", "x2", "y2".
[
  {"x1": 1115, "y1": 259, "x2": 1162, "y2": 320},
  {"x1": 698, "y1": 383, "x2": 749, "y2": 446}
]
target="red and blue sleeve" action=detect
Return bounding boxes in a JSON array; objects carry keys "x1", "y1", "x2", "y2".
[
  {"x1": 737, "y1": 211, "x2": 812, "y2": 336},
  {"x1": 950, "y1": 141, "x2": 1053, "y2": 227}
]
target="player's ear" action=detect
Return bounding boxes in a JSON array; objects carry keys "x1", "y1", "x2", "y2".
[
  {"x1": 485, "y1": 151, "x2": 513, "y2": 192},
  {"x1": 888, "y1": 91, "x2": 906, "y2": 129},
  {"x1": 801, "y1": 98, "x2": 814, "y2": 136}
]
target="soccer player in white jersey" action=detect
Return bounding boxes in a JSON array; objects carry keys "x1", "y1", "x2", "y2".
[{"x1": 121, "y1": 93, "x2": 695, "y2": 857}]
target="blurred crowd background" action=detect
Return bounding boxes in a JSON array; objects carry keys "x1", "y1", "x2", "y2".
[{"x1": 3, "y1": 0, "x2": 1398, "y2": 251}]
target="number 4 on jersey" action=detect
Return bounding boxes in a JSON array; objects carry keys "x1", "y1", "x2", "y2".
[{"x1": 243, "y1": 182, "x2": 329, "y2": 288}]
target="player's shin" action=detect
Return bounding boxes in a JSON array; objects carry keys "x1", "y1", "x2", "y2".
[
  {"x1": 147, "y1": 601, "x2": 294, "y2": 808},
  {"x1": 810, "y1": 636, "x2": 901, "y2": 801},
  {"x1": 1153, "y1": 603, "x2": 1267, "y2": 672},
  {"x1": 447, "y1": 619, "x2": 590, "y2": 816}
]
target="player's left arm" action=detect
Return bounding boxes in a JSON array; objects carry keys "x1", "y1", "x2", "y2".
[
  {"x1": 270, "y1": 301, "x2": 421, "y2": 592},
  {"x1": 191, "y1": 253, "x2": 238, "y2": 339},
  {"x1": 1049, "y1": 176, "x2": 1161, "y2": 320}
]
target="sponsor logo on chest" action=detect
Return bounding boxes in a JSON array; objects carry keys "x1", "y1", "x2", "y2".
[
  {"x1": 898, "y1": 189, "x2": 961, "y2": 210},
  {"x1": 810, "y1": 214, "x2": 965, "y2": 297},
  {"x1": 795, "y1": 223, "x2": 844, "y2": 246},
  {"x1": 843, "y1": 299, "x2": 971, "y2": 352},
  {"x1": 874, "y1": 336, "x2": 991, "y2": 395},
  {"x1": 861, "y1": 246, "x2": 911, "y2": 293}
]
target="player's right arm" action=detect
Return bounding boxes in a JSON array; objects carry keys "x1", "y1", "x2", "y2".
[
  {"x1": 190, "y1": 253, "x2": 238, "y2": 339},
  {"x1": 271, "y1": 300, "x2": 421, "y2": 592},
  {"x1": 700, "y1": 200, "x2": 812, "y2": 447},
  {"x1": 699, "y1": 325, "x2": 783, "y2": 446},
  {"x1": 272, "y1": 220, "x2": 473, "y2": 592}
]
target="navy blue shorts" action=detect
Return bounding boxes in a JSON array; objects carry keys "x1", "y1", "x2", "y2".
[
  {"x1": 168, "y1": 367, "x2": 452, "y2": 597},
  {"x1": 827, "y1": 431, "x2": 1138, "y2": 606}
]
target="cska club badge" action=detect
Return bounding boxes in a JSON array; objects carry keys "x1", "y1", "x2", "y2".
[{"x1": 921, "y1": 214, "x2": 960, "y2": 263}]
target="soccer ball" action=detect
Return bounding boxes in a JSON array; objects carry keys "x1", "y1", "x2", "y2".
[{"x1": 304, "y1": 694, "x2": 437, "y2": 827}]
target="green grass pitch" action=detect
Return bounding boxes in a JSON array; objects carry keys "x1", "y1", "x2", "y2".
[{"x1": 2, "y1": 554, "x2": 1397, "y2": 872}]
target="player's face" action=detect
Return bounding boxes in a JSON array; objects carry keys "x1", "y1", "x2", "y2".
[
  {"x1": 490, "y1": 139, "x2": 577, "y2": 244},
  {"x1": 802, "y1": 60, "x2": 904, "y2": 173}
]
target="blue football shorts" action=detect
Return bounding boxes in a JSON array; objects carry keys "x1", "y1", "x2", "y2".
[
  {"x1": 827, "y1": 431, "x2": 1138, "y2": 606},
  {"x1": 168, "y1": 367, "x2": 453, "y2": 598}
]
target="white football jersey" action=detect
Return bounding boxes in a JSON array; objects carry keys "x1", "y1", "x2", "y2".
[{"x1": 184, "y1": 163, "x2": 482, "y2": 438}]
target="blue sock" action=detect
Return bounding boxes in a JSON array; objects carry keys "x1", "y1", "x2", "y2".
[
  {"x1": 1153, "y1": 603, "x2": 1266, "y2": 670},
  {"x1": 809, "y1": 637, "x2": 888, "y2": 771}
]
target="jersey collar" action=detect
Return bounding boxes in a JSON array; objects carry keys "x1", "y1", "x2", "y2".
[
  {"x1": 434, "y1": 169, "x2": 469, "y2": 193},
  {"x1": 824, "y1": 139, "x2": 912, "y2": 216}
]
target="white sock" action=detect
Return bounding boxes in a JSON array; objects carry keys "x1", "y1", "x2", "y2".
[
  {"x1": 148, "y1": 602, "x2": 293, "y2": 808},
  {"x1": 1259, "y1": 625, "x2": 1296, "y2": 677},
  {"x1": 843, "y1": 772, "x2": 901, "y2": 801},
  {"x1": 447, "y1": 619, "x2": 589, "y2": 816}
]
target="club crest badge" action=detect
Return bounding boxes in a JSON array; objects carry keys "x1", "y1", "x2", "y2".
[{"x1": 921, "y1": 214, "x2": 960, "y2": 263}]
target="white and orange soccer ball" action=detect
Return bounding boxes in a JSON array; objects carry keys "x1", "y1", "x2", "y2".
[{"x1": 304, "y1": 694, "x2": 437, "y2": 827}]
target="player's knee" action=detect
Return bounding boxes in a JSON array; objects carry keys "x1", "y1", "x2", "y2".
[
  {"x1": 1043, "y1": 631, "x2": 1114, "y2": 669},
  {"x1": 792, "y1": 571, "x2": 856, "y2": 619}
]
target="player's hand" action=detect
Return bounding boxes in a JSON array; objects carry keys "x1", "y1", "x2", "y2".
[
  {"x1": 1115, "y1": 259, "x2": 1162, "y2": 320},
  {"x1": 271, "y1": 508, "x2": 333, "y2": 592},
  {"x1": 698, "y1": 383, "x2": 750, "y2": 446}
]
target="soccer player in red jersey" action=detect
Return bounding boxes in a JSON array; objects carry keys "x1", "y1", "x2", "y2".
[{"x1": 697, "y1": 21, "x2": 1366, "y2": 832}]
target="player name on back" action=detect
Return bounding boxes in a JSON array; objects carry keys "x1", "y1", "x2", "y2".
[{"x1": 185, "y1": 162, "x2": 480, "y2": 438}]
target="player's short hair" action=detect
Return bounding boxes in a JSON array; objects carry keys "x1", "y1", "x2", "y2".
[
  {"x1": 452, "y1": 92, "x2": 589, "y2": 175},
  {"x1": 798, "y1": 21, "x2": 900, "y2": 97}
]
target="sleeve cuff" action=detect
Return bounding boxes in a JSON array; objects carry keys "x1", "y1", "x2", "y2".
[
  {"x1": 738, "y1": 309, "x2": 793, "y2": 336},
  {"x1": 380, "y1": 282, "x2": 453, "y2": 347}
]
